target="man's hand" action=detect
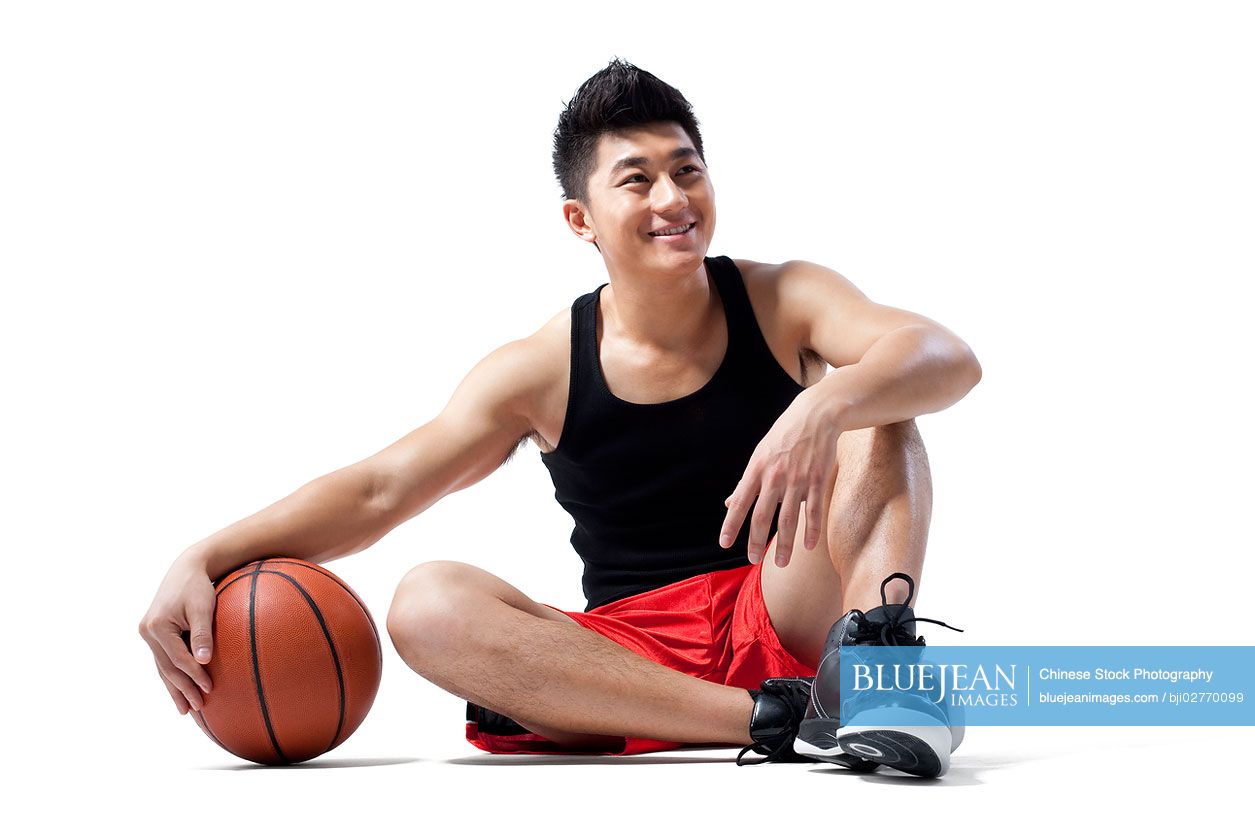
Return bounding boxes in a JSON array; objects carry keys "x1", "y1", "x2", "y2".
[
  {"x1": 719, "y1": 386, "x2": 842, "y2": 567},
  {"x1": 139, "y1": 553, "x2": 218, "y2": 713}
]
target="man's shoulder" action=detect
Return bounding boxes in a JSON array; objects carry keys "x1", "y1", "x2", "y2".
[
  {"x1": 727, "y1": 256, "x2": 799, "y2": 329},
  {"x1": 503, "y1": 307, "x2": 569, "y2": 392},
  {"x1": 729, "y1": 256, "x2": 778, "y2": 282},
  {"x1": 729, "y1": 256, "x2": 803, "y2": 309},
  {"x1": 507, "y1": 306, "x2": 573, "y2": 450},
  {"x1": 729, "y1": 257, "x2": 832, "y2": 379},
  {"x1": 729, "y1": 256, "x2": 824, "y2": 290},
  {"x1": 529, "y1": 304, "x2": 572, "y2": 364}
]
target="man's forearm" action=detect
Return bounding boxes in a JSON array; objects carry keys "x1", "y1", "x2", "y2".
[
  {"x1": 810, "y1": 325, "x2": 982, "y2": 432},
  {"x1": 180, "y1": 467, "x2": 392, "y2": 581}
]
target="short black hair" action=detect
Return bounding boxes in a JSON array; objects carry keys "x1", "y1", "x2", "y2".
[{"x1": 552, "y1": 58, "x2": 706, "y2": 206}]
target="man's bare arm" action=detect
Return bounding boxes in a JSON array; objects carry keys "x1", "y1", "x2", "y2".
[
  {"x1": 142, "y1": 337, "x2": 545, "y2": 712},
  {"x1": 363, "y1": 337, "x2": 542, "y2": 529},
  {"x1": 180, "y1": 338, "x2": 542, "y2": 580},
  {"x1": 775, "y1": 259, "x2": 982, "y2": 430}
]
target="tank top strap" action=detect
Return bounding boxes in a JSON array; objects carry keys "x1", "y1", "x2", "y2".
[
  {"x1": 542, "y1": 282, "x2": 609, "y2": 460},
  {"x1": 571, "y1": 281, "x2": 608, "y2": 402},
  {"x1": 706, "y1": 255, "x2": 796, "y2": 385}
]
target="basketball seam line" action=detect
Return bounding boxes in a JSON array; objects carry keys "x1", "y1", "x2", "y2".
[
  {"x1": 256, "y1": 559, "x2": 382, "y2": 650},
  {"x1": 249, "y1": 563, "x2": 290, "y2": 765},
  {"x1": 215, "y1": 559, "x2": 381, "y2": 652},
  {"x1": 262, "y1": 568, "x2": 349, "y2": 752}
]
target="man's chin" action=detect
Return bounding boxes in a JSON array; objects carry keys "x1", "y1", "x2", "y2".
[
  {"x1": 602, "y1": 243, "x2": 707, "y2": 275},
  {"x1": 645, "y1": 242, "x2": 707, "y2": 267}
]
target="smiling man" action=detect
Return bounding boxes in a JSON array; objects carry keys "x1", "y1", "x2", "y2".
[{"x1": 140, "y1": 59, "x2": 981, "y2": 777}]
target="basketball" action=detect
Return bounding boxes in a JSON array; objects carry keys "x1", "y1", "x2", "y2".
[{"x1": 190, "y1": 558, "x2": 383, "y2": 765}]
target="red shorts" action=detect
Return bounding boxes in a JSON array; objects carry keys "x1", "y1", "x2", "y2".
[{"x1": 464, "y1": 557, "x2": 817, "y2": 756}]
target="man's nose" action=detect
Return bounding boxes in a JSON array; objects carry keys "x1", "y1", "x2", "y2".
[{"x1": 652, "y1": 176, "x2": 688, "y2": 213}]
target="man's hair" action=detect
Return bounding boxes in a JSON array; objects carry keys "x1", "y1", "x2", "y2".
[{"x1": 552, "y1": 58, "x2": 706, "y2": 207}]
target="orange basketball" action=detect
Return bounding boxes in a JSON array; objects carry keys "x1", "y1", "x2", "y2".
[{"x1": 190, "y1": 558, "x2": 383, "y2": 765}]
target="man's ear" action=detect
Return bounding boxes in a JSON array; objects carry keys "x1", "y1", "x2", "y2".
[{"x1": 562, "y1": 199, "x2": 597, "y2": 244}]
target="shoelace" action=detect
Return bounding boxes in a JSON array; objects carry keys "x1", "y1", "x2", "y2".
[
  {"x1": 735, "y1": 733, "x2": 797, "y2": 766},
  {"x1": 855, "y1": 571, "x2": 964, "y2": 646},
  {"x1": 735, "y1": 683, "x2": 808, "y2": 766}
]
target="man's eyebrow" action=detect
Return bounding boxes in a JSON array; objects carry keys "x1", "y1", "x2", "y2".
[{"x1": 608, "y1": 146, "x2": 700, "y2": 177}]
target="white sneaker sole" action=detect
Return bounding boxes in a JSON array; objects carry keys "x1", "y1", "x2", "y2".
[{"x1": 838, "y1": 708, "x2": 954, "y2": 778}]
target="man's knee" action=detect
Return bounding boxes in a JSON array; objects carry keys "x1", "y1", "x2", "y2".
[
  {"x1": 386, "y1": 560, "x2": 482, "y2": 663},
  {"x1": 835, "y1": 418, "x2": 925, "y2": 468}
]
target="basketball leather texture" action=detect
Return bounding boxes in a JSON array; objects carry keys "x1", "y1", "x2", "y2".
[{"x1": 190, "y1": 558, "x2": 382, "y2": 765}]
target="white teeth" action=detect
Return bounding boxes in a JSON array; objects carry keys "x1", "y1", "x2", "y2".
[{"x1": 650, "y1": 223, "x2": 694, "y2": 237}]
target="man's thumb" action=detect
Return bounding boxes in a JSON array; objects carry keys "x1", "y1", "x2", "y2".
[{"x1": 188, "y1": 606, "x2": 214, "y2": 662}]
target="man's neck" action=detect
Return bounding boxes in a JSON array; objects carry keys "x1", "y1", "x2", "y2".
[{"x1": 599, "y1": 258, "x2": 716, "y2": 354}]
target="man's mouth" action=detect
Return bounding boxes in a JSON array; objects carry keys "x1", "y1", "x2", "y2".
[{"x1": 648, "y1": 222, "x2": 696, "y2": 238}]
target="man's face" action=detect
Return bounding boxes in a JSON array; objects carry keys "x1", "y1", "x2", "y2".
[{"x1": 566, "y1": 121, "x2": 715, "y2": 275}]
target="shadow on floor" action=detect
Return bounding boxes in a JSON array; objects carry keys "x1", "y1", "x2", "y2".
[
  {"x1": 198, "y1": 756, "x2": 423, "y2": 771},
  {"x1": 448, "y1": 746, "x2": 1070, "y2": 783}
]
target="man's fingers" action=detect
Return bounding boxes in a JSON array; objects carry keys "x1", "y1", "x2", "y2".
[
  {"x1": 164, "y1": 680, "x2": 191, "y2": 715},
  {"x1": 720, "y1": 486, "x2": 751, "y2": 548},
  {"x1": 157, "y1": 626, "x2": 213, "y2": 694},
  {"x1": 154, "y1": 655, "x2": 191, "y2": 714},
  {"x1": 804, "y1": 482, "x2": 824, "y2": 551},
  {"x1": 154, "y1": 657, "x2": 200, "y2": 713},
  {"x1": 747, "y1": 481, "x2": 782, "y2": 564},
  {"x1": 774, "y1": 485, "x2": 802, "y2": 567}
]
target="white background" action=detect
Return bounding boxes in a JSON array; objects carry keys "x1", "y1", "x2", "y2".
[{"x1": 3, "y1": 0, "x2": 1251, "y2": 831}]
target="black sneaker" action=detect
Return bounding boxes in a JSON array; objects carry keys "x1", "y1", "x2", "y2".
[
  {"x1": 793, "y1": 572, "x2": 964, "y2": 777},
  {"x1": 466, "y1": 700, "x2": 530, "y2": 736},
  {"x1": 736, "y1": 677, "x2": 879, "y2": 770}
]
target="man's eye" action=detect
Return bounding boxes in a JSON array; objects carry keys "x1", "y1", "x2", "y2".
[{"x1": 623, "y1": 166, "x2": 700, "y2": 186}]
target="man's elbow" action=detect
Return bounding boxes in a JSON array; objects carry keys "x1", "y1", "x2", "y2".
[{"x1": 953, "y1": 341, "x2": 983, "y2": 392}]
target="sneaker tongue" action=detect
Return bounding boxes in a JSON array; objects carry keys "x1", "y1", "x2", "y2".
[{"x1": 862, "y1": 604, "x2": 918, "y2": 641}]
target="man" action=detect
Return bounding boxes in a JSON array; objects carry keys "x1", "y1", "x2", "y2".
[{"x1": 140, "y1": 59, "x2": 981, "y2": 777}]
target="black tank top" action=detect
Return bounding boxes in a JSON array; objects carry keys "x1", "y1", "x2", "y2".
[{"x1": 539, "y1": 255, "x2": 806, "y2": 611}]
